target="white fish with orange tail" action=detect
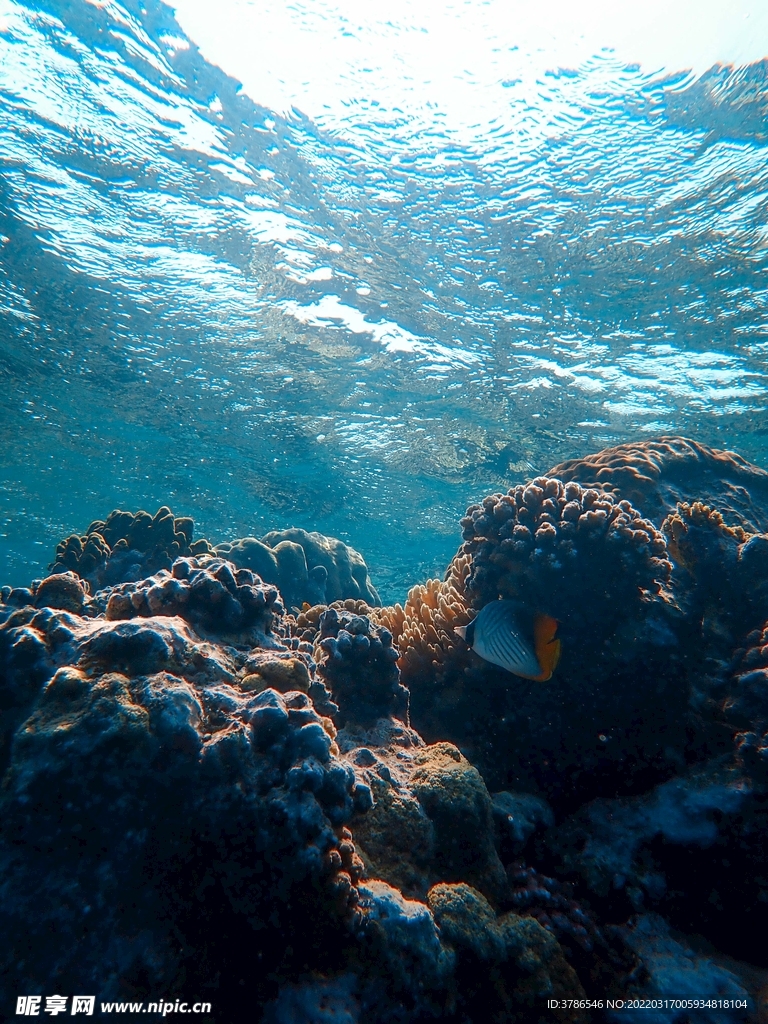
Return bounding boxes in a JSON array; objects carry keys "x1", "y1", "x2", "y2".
[{"x1": 454, "y1": 600, "x2": 561, "y2": 681}]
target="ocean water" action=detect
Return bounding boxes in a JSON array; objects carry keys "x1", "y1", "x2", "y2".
[{"x1": 1, "y1": 0, "x2": 768, "y2": 602}]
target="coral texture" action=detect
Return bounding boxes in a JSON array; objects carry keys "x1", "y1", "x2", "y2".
[
  {"x1": 395, "y1": 479, "x2": 688, "y2": 806},
  {"x1": 315, "y1": 606, "x2": 407, "y2": 727},
  {"x1": 458, "y1": 476, "x2": 672, "y2": 625},
  {"x1": 50, "y1": 506, "x2": 213, "y2": 589},
  {"x1": 0, "y1": 578, "x2": 372, "y2": 1016},
  {"x1": 375, "y1": 553, "x2": 474, "y2": 689},
  {"x1": 662, "y1": 501, "x2": 768, "y2": 639},
  {"x1": 336, "y1": 721, "x2": 508, "y2": 904},
  {"x1": 547, "y1": 436, "x2": 768, "y2": 534},
  {"x1": 427, "y1": 882, "x2": 587, "y2": 1022},
  {"x1": 102, "y1": 555, "x2": 283, "y2": 641},
  {"x1": 5, "y1": 436, "x2": 768, "y2": 1021},
  {"x1": 218, "y1": 528, "x2": 381, "y2": 610}
]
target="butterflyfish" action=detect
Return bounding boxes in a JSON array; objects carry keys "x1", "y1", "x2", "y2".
[{"x1": 454, "y1": 600, "x2": 561, "y2": 682}]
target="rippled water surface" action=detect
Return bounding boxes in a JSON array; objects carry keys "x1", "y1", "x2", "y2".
[{"x1": 1, "y1": 0, "x2": 768, "y2": 599}]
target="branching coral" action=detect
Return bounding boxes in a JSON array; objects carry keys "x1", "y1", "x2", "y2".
[{"x1": 374, "y1": 552, "x2": 473, "y2": 687}]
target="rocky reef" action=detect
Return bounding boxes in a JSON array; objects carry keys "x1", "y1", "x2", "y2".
[{"x1": 2, "y1": 436, "x2": 768, "y2": 1022}]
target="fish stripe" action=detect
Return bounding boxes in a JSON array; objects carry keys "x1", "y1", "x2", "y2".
[{"x1": 469, "y1": 599, "x2": 556, "y2": 678}]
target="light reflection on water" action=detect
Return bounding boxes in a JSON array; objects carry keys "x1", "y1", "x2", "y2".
[{"x1": 1, "y1": 0, "x2": 767, "y2": 600}]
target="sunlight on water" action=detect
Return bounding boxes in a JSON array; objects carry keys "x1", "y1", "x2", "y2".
[{"x1": 1, "y1": 0, "x2": 768, "y2": 600}]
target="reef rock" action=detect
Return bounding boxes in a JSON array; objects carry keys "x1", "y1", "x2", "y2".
[
  {"x1": 547, "y1": 436, "x2": 768, "y2": 535},
  {"x1": 0, "y1": 659, "x2": 368, "y2": 1008},
  {"x1": 608, "y1": 915, "x2": 750, "y2": 1024},
  {"x1": 427, "y1": 882, "x2": 587, "y2": 1021},
  {"x1": 337, "y1": 720, "x2": 507, "y2": 904}
]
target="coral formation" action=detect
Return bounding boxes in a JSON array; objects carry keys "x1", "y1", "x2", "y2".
[
  {"x1": 547, "y1": 436, "x2": 768, "y2": 534},
  {"x1": 727, "y1": 624, "x2": 768, "y2": 779},
  {"x1": 50, "y1": 506, "x2": 213, "y2": 589},
  {"x1": 427, "y1": 882, "x2": 587, "y2": 1021},
  {"x1": 337, "y1": 721, "x2": 507, "y2": 903},
  {"x1": 315, "y1": 606, "x2": 407, "y2": 727},
  {"x1": 52, "y1": 512, "x2": 380, "y2": 620},
  {"x1": 375, "y1": 553, "x2": 474, "y2": 687},
  {"x1": 662, "y1": 501, "x2": 768, "y2": 639},
  {"x1": 218, "y1": 528, "x2": 381, "y2": 610},
  {"x1": 608, "y1": 915, "x2": 750, "y2": 1023},
  {"x1": 0, "y1": 606, "x2": 370, "y2": 1013},
  {"x1": 5, "y1": 434, "x2": 768, "y2": 1019},
  {"x1": 389, "y1": 479, "x2": 689, "y2": 806},
  {"x1": 458, "y1": 477, "x2": 672, "y2": 624},
  {"x1": 102, "y1": 555, "x2": 283, "y2": 641}
]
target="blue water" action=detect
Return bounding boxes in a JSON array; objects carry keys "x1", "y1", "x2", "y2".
[{"x1": 2, "y1": 0, "x2": 768, "y2": 602}]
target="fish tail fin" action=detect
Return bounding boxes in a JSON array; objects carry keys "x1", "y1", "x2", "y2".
[
  {"x1": 454, "y1": 625, "x2": 468, "y2": 641},
  {"x1": 532, "y1": 613, "x2": 560, "y2": 682}
]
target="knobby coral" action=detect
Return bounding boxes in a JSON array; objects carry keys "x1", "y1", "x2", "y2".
[
  {"x1": 51, "y1": 506, "x2": 213, "y2": 589},
  {"x1": 548, "y1": 436, "x2": 768, "y2": 534},
  {"x1": 316, "y1": 606, "x2": 408, "y2": 727}
]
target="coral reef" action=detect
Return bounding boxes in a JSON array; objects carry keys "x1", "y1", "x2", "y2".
[
  {"x1": 547, "y1": 436, "x2": 768, "y2": 535},
  {"x1": 427, "y1": 882, "x2": 587, "y2": 1022},
  {"x1": 375, "y1": 553, "x2": 474, "y2": 692},
  {"x1": 315, "y1": 606, "x2": 407, "y2": 728},
  {"x1": 337, "y1": 720, "x2": 507, "y2": 904},
  {"x1": 727, "y1": 624, "x2": 768, "y2": 786},
  {"x1": 50, "y1": 506, "x2": 213, "y2": 590},
  {"x1": 218, "y1": 528, "x2": 381, "y2": 610},
  {"x1": 102, "y1": 555, "x2": 283, "y2": 641},
  {"x1": 0, "y1": 599, "x2": 371, "y2": 1014},
  {"x1": 457, "y1": 477, "x2": 672, "y2": 624},
  {"x1": 391, "y1": 479, "x2": 689, "y2": 806},
  {"x1": 52, "y1": 512, "x2": 380, "y2": 620},
  {"x1": 608, "y1": 915, "x2": 750, "y2": 1023},
  {"x1": 662, "y1": 502, "x2": 768, "y2": 641},
  {"x1": 5, "y1": 434, "x2": 768, "y2": 1021}
]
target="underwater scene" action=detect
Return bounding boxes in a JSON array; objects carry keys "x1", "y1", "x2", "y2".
[{"x1": 2, "y1": 0, "x2": 768, "y2": 1020}]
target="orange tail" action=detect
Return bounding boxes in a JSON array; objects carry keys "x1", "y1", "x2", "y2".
[{"x1": 532, "y1": 614, "x2": 561, "y2": 682}]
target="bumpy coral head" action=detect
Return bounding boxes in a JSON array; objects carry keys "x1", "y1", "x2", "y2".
[{"x1": 459, "y1": 477, "x2": 674, "y2": 646}]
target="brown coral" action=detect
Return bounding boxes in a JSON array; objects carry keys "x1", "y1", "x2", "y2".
[
  {"x1": 663, "y1": 501, "x2": 748, "y2": 571},
  {"x1": 548, "y1": 436, "x2": 768, "y2": 534},
  {"x1": 102, "y1": 555, "x2": 282, "y2": 640},
  {"x1": 661, "y1": 501, "x2": 768, "y2": 655},
  {"x1": 375, "y1": 553, "x2": 473, "y2": 687},
  {"x1": 458, "y1": 477, "x2": 672, "y2": 631},
  {"x1": 51, "y1": 506, "x2": 213, "y2": 589}
]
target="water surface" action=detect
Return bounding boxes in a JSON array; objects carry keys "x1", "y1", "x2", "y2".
[{"x1": 1, "y1": 0, "x2": 767, "y2": 600}]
